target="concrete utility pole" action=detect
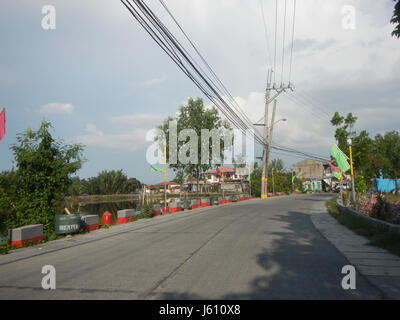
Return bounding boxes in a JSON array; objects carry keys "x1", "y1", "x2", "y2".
[
  {"x1": 261, "y1": 70, "x2": 272, "y2": 199},
  {"x1": 260, "y1": 69, "x2": 293, "y2": 199}
]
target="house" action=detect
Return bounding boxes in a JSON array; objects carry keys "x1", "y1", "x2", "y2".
[
  {"x1": 145, "y1": 181, "x2": 181, "y2": 194},
  {"x1": 204, "y1": 166, "x2": 249, "y2": 184},
  {"x1": 294, "y1": 160, "x2": 333, "y2": 192}
]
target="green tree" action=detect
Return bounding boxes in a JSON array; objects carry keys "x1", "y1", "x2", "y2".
[
  {"x1": 330, "y1": 112, "x2": 376, "y2": 180},
  {"x1": 5, "y1": 121, "x2": 85, "y2": 238},
  {"x1": 268, "y1": 158, "x2": 284, "y2": 176},
  {"x1": 81, "y1": 170, "x2": 142, "y2": 195},
  {"x1": 391, "y1": 0, "x2": 400, "y2": 38},
  {"x1": 330, "y1": 112, "x2": 357, "y2": 153},
  {"x1": 250, "y1": 162, "x2": 262, "y2": 197},
  {"x1": 157, "y1": 98, "x2": 232, "y2": 195},
  {"x1": 173, "y1": 171, "x2": 185, "y2": 184},
  {"x1": 375, "y1": 131, "x2": 400, "y2": 193}
]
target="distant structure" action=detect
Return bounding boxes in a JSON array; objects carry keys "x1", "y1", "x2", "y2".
[{"x1": 294, "y1": 160, "x2": 333, "y2": 192}]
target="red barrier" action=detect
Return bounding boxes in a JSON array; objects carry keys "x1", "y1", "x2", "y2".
[
  {"x1": 10, "y1": 235, "x2": 44, "y2": 247},
  {"x1": 162, "y1": 206, "x2": 169, "y2": 213},
  {"x1": 102, "y1": 211, "x2": 112, "y2": 226}
]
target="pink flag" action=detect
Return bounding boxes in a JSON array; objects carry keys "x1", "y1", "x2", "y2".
[
  {"x1": 216, "y1": 167, "x2": 221, "y2": 177},
  {"x1": 327, "y1": 161, "x2": 337, "y2": 172},
  {"x1": 0, "y1": 108, "x2": 5, "y2": 142}
]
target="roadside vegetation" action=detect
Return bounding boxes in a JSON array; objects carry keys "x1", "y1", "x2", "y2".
[
  {"x1": 0, "y1": 120, "x2": 143, "y2": 242},
  {"x1": 326, "y1": 197, "x2": 400, "y2": 257}
]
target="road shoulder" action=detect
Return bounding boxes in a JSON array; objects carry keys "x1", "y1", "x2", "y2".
[{"x1": 310, "y1": 200, "x2": 400, "y2": 299}]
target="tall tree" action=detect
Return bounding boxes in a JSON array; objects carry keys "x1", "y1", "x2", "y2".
[
  {"x1": 268, "y1": 158, "x2": 285, "y2": 176},
  {"x1": 157, "y1": 98, "x2": 232, "y2": 195},
  {"x1": 391, "y1": 0, "x2": 400, "y2": 38},
  {"x1": 330, "y1": 112, "x2": 377, "y2": 183}
]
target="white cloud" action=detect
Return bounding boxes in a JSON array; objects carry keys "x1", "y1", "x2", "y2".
[
  {"x1": 40, "y1": 103, "x2": 74, "y2": 115},
  {"x1": 109, "y1": 114, "x2": 165, "y2": 129},
  {"x1": 142, "y1": 75, "x2": 167, "y2": 86},
  {"x1": 232, "y1": 91, "x2": 335, "y2": 153},
  {"x1": 76, "y1": 114, "x2": 166, "y2": 151}
]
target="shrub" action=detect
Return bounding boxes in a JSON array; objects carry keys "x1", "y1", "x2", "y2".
[
  {"x1": 358, "y1": 194, "x2": 377, "y2": 216},
  {"x1": 371, "y1": 194, "x2": 393, "y2": 222}
]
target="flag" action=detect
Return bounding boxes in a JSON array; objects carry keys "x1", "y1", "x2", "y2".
[
  {"x1": 291, "y1": 173, "x2": 295, "y2": 183},
  {"x1": 330, "y1": 144, "x2": 350, "y2": 173},
  {"x1": 150, "y1": 165, "x2": 164, "y2": 173},
  {"x1": 216, "y1": 167, "x2": 221, "y2": 177},
  {"x1": 328, "y1": 161, "x2": 340, "y2": 180},
  {"x1": 0, "y1": 108, "x2": 5, "y2": 142},
  {"x1": 247, "y1": 172, "x2": 251, "y2": 183}
]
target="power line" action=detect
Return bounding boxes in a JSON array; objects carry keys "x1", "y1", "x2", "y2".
[
  {"x1": 259, "y1": 0, "x2": 272, "y2": 69},
  {"x1": 281, "y1": 0, "x2": 287, "y2": 86},
  {"x1": 121, "y1": 0, "x2": 266, "y2": 147},
  {"x1": 288, "y1": 0, "x2": 297, "y2": 83}
]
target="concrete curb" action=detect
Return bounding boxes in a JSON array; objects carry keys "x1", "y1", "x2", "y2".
[{"x1": 336, "y1": 201, "x2": 400, "y2": 235}]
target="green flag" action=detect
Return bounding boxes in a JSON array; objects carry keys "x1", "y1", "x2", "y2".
[
  {"x1": 247, "y1": 173, "x2": 251, "y2": 182},
  {"x1": 333, "y1": 171, "x2": 340, "y2": 180},
  {"x1": 330, "y1": 144, "x2": 350, "y2": 173},
  {"x1": 149, "y1": 165, "x2": 164, "y2": 173},
  {"x1": 292, "y1": 174, "x2": 295, "y2": 183}
]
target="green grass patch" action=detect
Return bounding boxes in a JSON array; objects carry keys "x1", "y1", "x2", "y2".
[{"x1": 326, "y1": 197, "x2": 400, "y2": 257}]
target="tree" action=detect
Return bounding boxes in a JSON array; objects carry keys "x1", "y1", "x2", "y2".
[
  {"x1": 5, "y1": 121, "x2": 85, "y2": 238},
  {"x1": 375, "y1": 131, "x2": 400, "y2": 193},
  {"x1": 391, "y1": 0, "x2": 400, "y2": 38},
  {"x1": 330, "y1": 112, "x2": 377, "y2": 181},
  {"x1": 250, "y1": 162, "x2": 262, "y2": 197},
  {"x1": 330, "y1": 112, "x2": 357, "y2": 154},
  {"x1": 173, "y1": 171, "x2": 185, "y2": 184},
  {"x1": 81, "y1": 170, "x2": 142, "y2": 195},
  {"x1": 157, "y1": 98, "x2": 232, "y2": 195},
  {"x1": 268, "y1": 158, "x2": 284, "y2": 176}
]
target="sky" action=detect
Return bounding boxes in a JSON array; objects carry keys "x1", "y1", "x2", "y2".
[{"x1": 0, "y1": 0, "x2": 399, "y2": 184}]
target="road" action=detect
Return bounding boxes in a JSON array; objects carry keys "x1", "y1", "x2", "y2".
[{"x1": 0, "y1": 194, "x2": 383, "y2": 299}]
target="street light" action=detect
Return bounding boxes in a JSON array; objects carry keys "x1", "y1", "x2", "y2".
[
  {"x1": 347, "y1": 138, "x2": 356, "y2": 208},
  {"x1": 253, "y1": 118, "x2": 287, "y2": 127}
]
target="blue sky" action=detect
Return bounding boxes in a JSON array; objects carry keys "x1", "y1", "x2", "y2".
[{"x1": 0, "y1": 0, "x2": 399, "y2": 184}]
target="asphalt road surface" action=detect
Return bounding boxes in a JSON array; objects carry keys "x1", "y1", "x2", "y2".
[{"x1": 0, "y1": 194, "x2": 383, "y2": 299}]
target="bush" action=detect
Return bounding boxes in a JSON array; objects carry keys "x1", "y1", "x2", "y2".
[
  {"x1": 3, "y1": 121, "x2": 84, "y2": 240},
  {"x1": 371, "y1": 194, "x2": 393, "y2": 222},
  {"x1": 358, "y1": 194, "x2": 377, "y2": 216},
  {"x1": 355, "y1": 175, "x2": 367, "y2": 198}
]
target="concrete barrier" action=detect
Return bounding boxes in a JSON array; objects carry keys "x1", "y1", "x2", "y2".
[
  {"x1": 153, "y1": 205, "x2": 162, "y2": 217},
  {"x1": 169, "y1": 201, "x2": 179, "y2": 213},
  {"x1": 190, "y1": 199, "x2": 198, "y2": 210},
  {"x1": 117, "y1": 209, "x2": 136, "y2": 224},
  {"x1": 161, "y1": 205, "x2": 169, "y2": 214},
  {"x1": 81, "y1": 215, "x2": 99, "y2": 231},
  {"x1": 201, "y1": 198, "x2": 210, "y2": 207},
  {"x1": 336, "y1": 201, "x2": 400, "y2": 235},
  {"x1": 9, "y1": 224, "x2": 43, "y2": 247}
]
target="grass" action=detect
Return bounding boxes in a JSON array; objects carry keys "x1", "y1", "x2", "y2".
[{"x1": 326, "y1": 197, "x2": 400, "y2": 257}]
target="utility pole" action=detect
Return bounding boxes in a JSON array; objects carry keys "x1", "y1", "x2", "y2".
[
  {"x1": 260, "y1": 69, "x2": 293, "y2": 199},
  {"x1": 261, "y1": 70, "x2": 272, "y2": 199}
]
